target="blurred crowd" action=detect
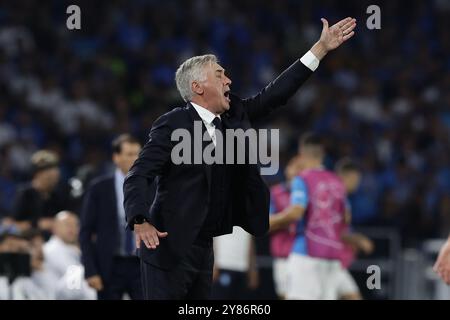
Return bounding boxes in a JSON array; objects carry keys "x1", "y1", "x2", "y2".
[{"x1": 0, "y1": 0, "x2": 449, "y2": 297}]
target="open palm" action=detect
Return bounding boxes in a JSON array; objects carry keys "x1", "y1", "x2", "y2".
[{"x1": 320, "y1": 17, "x2": 356, "y2": 51}]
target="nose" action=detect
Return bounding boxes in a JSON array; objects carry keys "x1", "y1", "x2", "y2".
[{"x1": 224, "y1": 75, "x2": 232, "y2": 86}]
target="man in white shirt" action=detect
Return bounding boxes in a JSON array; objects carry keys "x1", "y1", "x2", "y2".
[
  {"x1": 43, "y1": 211, "x2": 96, "y2": 299},
  {"x1": 7, "y1": 229, "x2": 56, "y2": 300}
]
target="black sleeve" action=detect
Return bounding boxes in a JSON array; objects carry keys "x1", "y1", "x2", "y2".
[
  {"x1": 242, "y1": 59, "x2": 313, "y2": 122},
  {"x1": 79, "y1": 182, "x2": 99, "y2": 278},
  {"x1": 12, "y1": 188, "x2": 36, "y2": 222},
  {"x1": 123, "y1": 113, "x2": 173, "y2": 229}
]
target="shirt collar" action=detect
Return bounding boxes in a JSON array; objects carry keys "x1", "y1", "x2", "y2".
[
  {"x1": 190, "y1": 102, "x2": 220, "y2": 125},
  {"x1": 115, "y1": 168, "x2": 126, "y2": 183}
]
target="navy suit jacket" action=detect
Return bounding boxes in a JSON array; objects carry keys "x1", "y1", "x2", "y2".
[
  {"x1": 124, "y1": 59, "x2": 313, "y2": 270},
  {"x1": 79, "y1": 175, "x2": 120, "y2": 281},
  {"x1": 80, "y1": 173, "x2": 155, "y2": 280}
]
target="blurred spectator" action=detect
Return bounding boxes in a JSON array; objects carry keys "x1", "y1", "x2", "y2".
[
  {"x1": 0, "y1": 229, "x2": 31, "y2": 299},
  {"x1": 0, "y1": 229, "x2": 55, "y2": 299},
  {"x1": 80, "y1": 134, "x2": 145, "y2": 300},
  {"x1": 10, "y1": 150, "x2": 65, "y2": 237},
  {"x1": 43, "y1": 211, "x2": 96, "y2": 300},
  {"x1": 336, "y1": 158, "x2": 375, "y2": 300},
  {"x1": 17, "y1": 229, "x2": 56, "y2": 299},
  {"x1": 269, "y1": 156, "x2": 302, "y2": 299}
]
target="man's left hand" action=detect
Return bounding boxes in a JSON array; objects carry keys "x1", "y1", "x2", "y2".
[{"x1": 311, "y1": 17, "x2": 357, "y2": 60}]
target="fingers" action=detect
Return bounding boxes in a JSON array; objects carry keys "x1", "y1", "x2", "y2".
[
  {"x1": 445, "y1": 271, "x2": 450, "y2": 284},
  {"x1": 341, "y1": 18, "x2": 356, "y2": 33},
  {"x1": 336, "y1": 17, "x2": 352, "y2": 28},
  {"x1": 433, "y1": 257, "x2": 441, "y2": 272},
  {"x1": 434, "y1": 253, "x2": 450, "y2": 283},
  {"x1": 321, "y1": 18, "x2": 329, "y2": 30},
  {"x1": 343, "y1": 31, "x2": 355, "y2": 42},
  {"x1": 136, "y1": 229, "x2": 153, "y2": 249},
  {"x1": 141, "y1": 234, "x2": 153, "y2": 249},
  {"x1": 135, "y1": 233, "x2": 141, "y2": 249},
  {"x1": 436, "y1": 267, "x2": 450, "y2": 284},
  {"x1": 434, "y1": 259, "x2": 444, "y2": 277},
  {"x1": 97, "y1": 280, "x2": 104, "y2": 291},
  {"x1": 157, "y1": 231, "x2": 168, "y2": 238},
  {"x1": 342, "y1": 24, "x2": 356, "y2": 38},
  {"x1": 136, "y1": 228, "x2": 169, "y2": 250},
  {"x1": 150, "y1": 232, "x2": 159, "y2": 247}
]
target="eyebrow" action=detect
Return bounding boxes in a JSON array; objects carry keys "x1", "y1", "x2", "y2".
[{"x1": 215, "y1": 69, "x2": 225, "y2": 74}]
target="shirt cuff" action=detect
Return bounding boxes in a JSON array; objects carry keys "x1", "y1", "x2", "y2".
[{"x1": 300, "y1": 50, "x2": 320, "y2": 72}]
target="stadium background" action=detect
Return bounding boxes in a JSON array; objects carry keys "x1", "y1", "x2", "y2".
[{"x1": 0, "y1": 0, "x2": 449, "y2": 299}]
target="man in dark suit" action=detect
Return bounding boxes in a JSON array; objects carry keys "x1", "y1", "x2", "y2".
[
  {"x1": 124, "y1": 17, "x2": 357, "y2": 300},
  {"x1": 80, "y1": 134, "x2": 145, "y2": 300}
]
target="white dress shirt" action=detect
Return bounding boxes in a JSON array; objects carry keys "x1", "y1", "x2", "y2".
[
  {"x1": 300, "y1": 50, "x2": 320, "y2": 71},
  {"x1": 214, "y1": 226, "x2": 252, "y2": 272},
  {"x1": 114, "y1": 168, "x2": 129, "y2": 255},
  {"x1": 191, "y1": 102, "x2": 221, "y2": 146}
]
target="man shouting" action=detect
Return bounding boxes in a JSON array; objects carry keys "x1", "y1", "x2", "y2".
[{"x1": 124, "y1": 17, "x2": 356, "y2": 300}]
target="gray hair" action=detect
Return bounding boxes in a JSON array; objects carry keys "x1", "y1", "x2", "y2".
[{"x1": 175, "y1": 54, "x2": 218, "y2": 102}]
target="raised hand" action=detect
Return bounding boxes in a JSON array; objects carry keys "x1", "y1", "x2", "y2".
[
  {"x1": 311, "y1": 17, "x2": 357, "y2": 60},
  {"x1": 320, "y1": 17, "x2": 356, "y2": 51}
]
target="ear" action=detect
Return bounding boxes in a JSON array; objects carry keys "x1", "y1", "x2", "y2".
[{"x1": 192, "y1": 81, "x2": 204, "y2": 95}]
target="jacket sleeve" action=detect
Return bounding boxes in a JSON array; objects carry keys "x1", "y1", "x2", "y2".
[
  {"x1": 79, "y1": 182, "x2": 100, "y2": 279},
  {"x1": 242, "y1": 59, "x2": 313, "y2": 122},
  {"x1": 123, "y1": 113, "x2": 173, "y2": 229}
]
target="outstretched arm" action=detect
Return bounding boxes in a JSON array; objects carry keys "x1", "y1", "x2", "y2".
[
  {"x1": 244, "y1": 17, "x2": 356, "y2": 121},
  {"x1": 310, "y1": 17, "x2": 356, "y2": 60}
]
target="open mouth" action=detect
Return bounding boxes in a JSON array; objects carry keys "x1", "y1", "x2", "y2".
[{"x1": 224, "y1": 90, "x2": 230, "y2": 102}]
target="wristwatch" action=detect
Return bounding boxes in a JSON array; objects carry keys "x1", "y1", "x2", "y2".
[{"x1": 133, "y1": 215, "x2": 147, "y2": 225}]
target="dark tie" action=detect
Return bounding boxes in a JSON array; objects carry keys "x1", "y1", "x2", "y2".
[
  {"x1": 212, "y1": 117, "x2": 225, "y2": 154},
  {"x1": 212, "y1": 116, "x2": 223, "y2": 133}
]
